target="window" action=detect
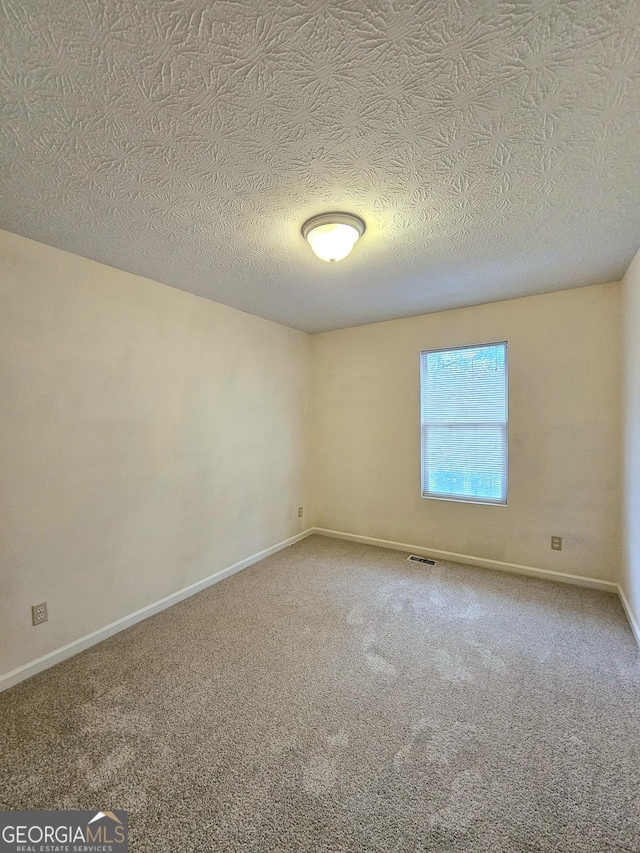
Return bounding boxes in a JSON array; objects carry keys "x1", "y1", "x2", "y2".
[{"x1": 420, "y1": 341, "x2": 508, "y2": 505}]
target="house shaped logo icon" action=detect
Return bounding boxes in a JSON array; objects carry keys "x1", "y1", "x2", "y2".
[{"x1": 88, "y1": 812, "x2": 123, "y2": 826}]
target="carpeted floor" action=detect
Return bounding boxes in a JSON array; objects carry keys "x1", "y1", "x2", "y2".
[{"x1": 1, "y1": 535, "x2": 639, "y2": 852}]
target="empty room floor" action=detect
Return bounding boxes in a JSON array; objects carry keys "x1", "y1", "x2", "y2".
[{"x1": 1, "y1": 535, "x2": 639, "y2": 852}]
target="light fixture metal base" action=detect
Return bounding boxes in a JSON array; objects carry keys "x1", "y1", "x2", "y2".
[{"x1": 301, "y1": 212, "x2": 366, "y2": 240}]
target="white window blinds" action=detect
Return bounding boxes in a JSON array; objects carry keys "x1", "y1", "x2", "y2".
[{"x1": 420, "y1": 342, "x2": 508, "y2": 505}]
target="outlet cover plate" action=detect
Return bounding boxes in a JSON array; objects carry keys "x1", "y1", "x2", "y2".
[{"x1": 32, "y1": 602, "x2": 48, "y2": 625}]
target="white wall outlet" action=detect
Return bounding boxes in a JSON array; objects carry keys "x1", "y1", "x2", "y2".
[
  {"x1": 298, "y1": 506, "x2": 303, "y2": 518},
  {"x1": 551, "y1": 536, "x2": 562, "y2": 551},
  {"x1": 32, "y1": 602, "x2": 48, "y2": 625}
]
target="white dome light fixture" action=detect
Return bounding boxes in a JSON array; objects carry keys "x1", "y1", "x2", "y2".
[{"x1": 302, "y1": 212, "x2": 366, "y2": 262}]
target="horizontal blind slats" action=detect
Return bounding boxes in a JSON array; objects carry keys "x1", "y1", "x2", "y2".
[{"x1": 420, "y1": 342, "x2": 507, "y2": 504}]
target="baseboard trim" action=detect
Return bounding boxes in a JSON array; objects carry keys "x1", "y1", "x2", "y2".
[
  {"x1": 311, "y1": 528, "x2": 640, "y2": 647},
  {"x1": 0, "y1": 528, "x2": 314, "y2": 693},
  {"x1": 4, "y1": 525, "x2": 636, "y2": 692},
  {"x1": 311, "y1": 527, "x2": 619, "y2": 593},
  {"x1": 617, "y1": 585, "x2": 640, "y2": 648}
]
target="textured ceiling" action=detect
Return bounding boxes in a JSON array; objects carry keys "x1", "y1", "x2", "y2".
[{"x1": 1, "y1": 0, "x2": 639, "y2": 332}]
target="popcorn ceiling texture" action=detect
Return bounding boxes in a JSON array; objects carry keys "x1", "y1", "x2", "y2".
[{"x1": 1, "y1": 0, "x2": 639, "y2": 331}]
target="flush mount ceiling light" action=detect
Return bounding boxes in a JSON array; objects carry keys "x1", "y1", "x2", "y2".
[{"x1": 301, "y1": 212, "x2": 366, "y2": 262}]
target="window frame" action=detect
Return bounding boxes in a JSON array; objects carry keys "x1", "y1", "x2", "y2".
[{"x1": 419, "y1": 341, "x2": 508, "y2": 506}]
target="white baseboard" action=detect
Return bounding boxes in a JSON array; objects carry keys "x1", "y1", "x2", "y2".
[
  {"x1": 0, "y1": 528, "x2": 314, "y2": 693},
  {"x1": 617, "y1": 585, "x2": 640, "y2": 648},
  {"x1": 311, "y1": 527, "x2": 640, "y2": 647},
  {"x1": 4, "y1": 525, "x2": 636, "y2": 693},
  {"x1": 311, "y1": 527, "x2": 619, "y2": 593}
]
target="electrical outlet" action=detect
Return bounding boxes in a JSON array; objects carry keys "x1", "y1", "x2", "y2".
[
  {"x1": 551, "y1": 536, "x2": 562, "y2": 551},
  {"x1": 298, "y1": 506, "x2": 303, "y2": 518},
  {"x1": 32, "y1": 602, "x2": 48, "y2": 625}
]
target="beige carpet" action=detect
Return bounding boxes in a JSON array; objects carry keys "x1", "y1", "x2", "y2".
[{"x1": 1, "y1": 535, "x2": 639, "y2": 852}]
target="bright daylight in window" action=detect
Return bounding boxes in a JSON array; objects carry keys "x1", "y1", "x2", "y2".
[{"x1": 420, "y1": 342, "x2": 508, "y2": 505}]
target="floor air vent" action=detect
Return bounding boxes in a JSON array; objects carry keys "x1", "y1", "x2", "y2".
[{"x1": 407, "y1": 555, "x2": 437, "y2": 565}]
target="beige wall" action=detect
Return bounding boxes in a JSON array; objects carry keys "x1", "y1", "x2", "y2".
[
  {"x1": 622, "y1": 248, "x2": 640, "y2": 633},
  {"x1": 311, "y1": 284, "x2": 622, "y2": 582},
  {"x1": 0, "y1": 228, "x2": 630, "y2": 683},
  {"x1": 0, "y1": 230, "x2": 310, "y2": 678}
]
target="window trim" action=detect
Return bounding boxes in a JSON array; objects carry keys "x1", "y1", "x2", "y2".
[{"x1": 420, "y1": 340, "x2": 508, "y2": 506}]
